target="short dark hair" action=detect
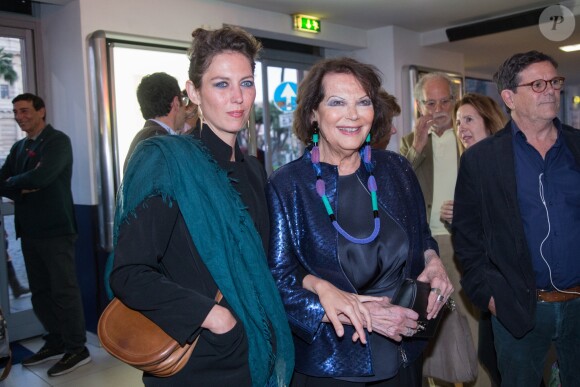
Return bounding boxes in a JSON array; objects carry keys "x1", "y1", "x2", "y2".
[
  {"x1": 12, "y1": 93, "x2": 46, "y2": 120},
  {"x1": 12, "y1": 92, "x2": 45, "y2": 109},
  {"x1": 187, "y1": 26, "x2": 262, "y2": 89},
  {"x1": 293, "y1": 57, "x2": 388, "y2": 147},
  {"x1": 493, "y1": 50, "x2": 558, "y2": 92},
  {"x1": 136, "y1": 72, "x2": 181, "y2": 119}
]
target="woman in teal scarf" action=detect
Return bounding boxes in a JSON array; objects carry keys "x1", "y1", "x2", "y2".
[{"x1": 110, "y1": 26, "x2": 293, "y2": 386}]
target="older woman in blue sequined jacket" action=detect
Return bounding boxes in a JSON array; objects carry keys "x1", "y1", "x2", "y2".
[{"x1": 267, "y1": 58, "x2": 453, "y2": 386}]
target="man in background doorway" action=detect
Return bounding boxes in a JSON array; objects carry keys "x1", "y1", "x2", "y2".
[
  {"x1": 0, "y1": 93, "x2": 90, "y2": 377},
  {"x1": 123, "y1": 72, "x2": 187, "y2": 171}
]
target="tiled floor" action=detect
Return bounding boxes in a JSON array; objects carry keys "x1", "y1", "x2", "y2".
[{"x1": 1, "y1": 332, "x2": 144, "y2": 386}]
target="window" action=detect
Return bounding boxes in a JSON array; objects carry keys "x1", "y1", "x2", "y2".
[{"x1": 0, "y1": 84, "x2": 8, "y2": 99}]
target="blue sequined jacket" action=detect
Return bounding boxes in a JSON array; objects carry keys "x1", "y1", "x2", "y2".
[{"x1": 267, "y1": 147, "x2": 437, "y2": 377}]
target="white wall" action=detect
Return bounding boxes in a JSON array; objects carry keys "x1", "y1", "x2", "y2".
[
  {"x1": 36, "y1": 0, "x2": 464, "y2": 204},
  {"x1": 40, "y1": 2, "x2": 95, "y2": 204},
  {"x1": 352, "y1": 26, "x2": 398, "y2": 151}
]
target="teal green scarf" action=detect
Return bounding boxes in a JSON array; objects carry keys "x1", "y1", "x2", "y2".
[{"x1": 114, "y1": 135, "x2": 293, "y2": 386}]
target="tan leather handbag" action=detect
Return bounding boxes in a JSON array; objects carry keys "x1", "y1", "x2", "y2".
[{"x1": 98, "y1": 290, "x2": 222, "y2": 377}]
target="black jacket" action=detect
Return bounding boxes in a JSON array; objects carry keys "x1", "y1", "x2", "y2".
[
  {"x1": 452, "y1": 120, "x2": 580, "y2": 337},
  {"x1": 123, "y1": 120, "x2": 169, "y2": 172},
  {"x1": 0, "y1": 124, "x2": 76, "y2": 238}
]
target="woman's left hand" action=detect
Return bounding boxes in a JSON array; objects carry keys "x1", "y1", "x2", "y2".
[{"x1": 417, "y1": 249, "x2": 453, "y2": 319}]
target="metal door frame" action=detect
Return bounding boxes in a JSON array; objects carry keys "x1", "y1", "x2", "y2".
[{"x1": 0, "y1": 200, "x2": 43, "y2": 341}]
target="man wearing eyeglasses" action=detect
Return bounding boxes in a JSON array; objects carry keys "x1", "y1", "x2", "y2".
[
  {"x1": 400, "y1": 73, "x2": 460, "y2": 281},
  {"x1": 453, "y1": 50, "x2": 580, "y2": 386},
  {"x1": 123, "y1": 72, "x2": 188, "y2": 172},
  {"x1": 400, "y1": 72, "x2": 459, "y2": 234}
]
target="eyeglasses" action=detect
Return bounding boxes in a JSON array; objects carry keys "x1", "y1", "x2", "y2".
[
  {"x1": 515, "y1": 77, "x2": 565, "y2": 93},
  {"x1": 420, "y1": 96, "x2": 454, "y2": 110}
]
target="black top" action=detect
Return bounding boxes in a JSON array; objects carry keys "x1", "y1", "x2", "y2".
[
  {"x1": 336, "y1": 173, "x2": 408, "y2": 381},
  {"x1": 191, "y1": 126, "x2": 270, "y2": 252}
]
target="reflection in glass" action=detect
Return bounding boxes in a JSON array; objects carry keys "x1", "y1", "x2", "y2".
[
  {"x1": 4, "y1": 213, "x2": 31, "y2": 313},
  {"x1": 0, "y1": 37, "x2": 26, "y2": 165},
  {"x1": 110, "y1": 45, "x2": 190, "y2": 178},
  {"x1": 0, "y1": 37, "x2": 33, "y2": 313},
  {"x1": 264, "y1": 65, "x2": 303, "y2": 171}
]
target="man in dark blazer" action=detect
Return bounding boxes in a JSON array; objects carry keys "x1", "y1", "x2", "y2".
[
  {"x1": 123, "y1": 72, "x2": 187, "y2": 172},
  {"x1": 0, "y1": 93, "x2": 90, "y2": 376},
  {"x1": 453, "y1": 51, "x2": 580, "y2": 386}
]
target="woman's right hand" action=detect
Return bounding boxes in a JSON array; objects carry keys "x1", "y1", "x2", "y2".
[
  {"x1": 303, "y1": 275, "x2": 381, "y2": 344},
  {"x1": 202, "y1": 304, "x2": 237, "y2": 334}
]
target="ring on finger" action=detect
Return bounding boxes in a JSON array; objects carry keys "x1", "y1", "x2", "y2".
[
  {"x1": 436, "y1": 294, "x2": 445, "y2": 302},
  {"x1": 406, "y1": 327, "x2": 414, "y2": 336},
  {"x1": 431, "y1": 287, "x2": 442, "y2": 295}
]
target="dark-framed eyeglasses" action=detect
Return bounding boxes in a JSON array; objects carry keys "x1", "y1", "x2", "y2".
[
  {"x1": 420, "y1": 96, "x2": 454, "y2": 110},
  {"x1": 515, "y1": 77, "x2": 565, "y2": 93}
]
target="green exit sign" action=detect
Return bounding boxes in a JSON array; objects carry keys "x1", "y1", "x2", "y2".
[{"x1": 293, "y1": 14, "x2": 321, "y2": 33}]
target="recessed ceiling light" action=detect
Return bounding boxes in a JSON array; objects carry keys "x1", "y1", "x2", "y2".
[{"x1": 559, "y1": 44, "x2": 580, "y2": 52}]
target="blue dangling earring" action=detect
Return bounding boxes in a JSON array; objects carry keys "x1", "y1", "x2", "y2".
[{"x1": 311, "y1": 121, "x2": 320, "y2": 164}]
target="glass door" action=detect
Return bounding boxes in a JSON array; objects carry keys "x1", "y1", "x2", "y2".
[
  {"x1": 237, "y1": 36, "x2": 321, "y2": 175},
  {"x1": 0, "y1": 29, "x2": 44, "y2": 341},
  {"x1": 252, "y1": 55, "x2": 316, "y2": 175}
]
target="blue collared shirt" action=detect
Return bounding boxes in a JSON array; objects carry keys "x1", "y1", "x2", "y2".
[
  {"x1": 150, "y1": 119, "x2": 177, "y2": 135},
  {"x1": 512, "y1": 118, "x2": 580, "y2": 290}
]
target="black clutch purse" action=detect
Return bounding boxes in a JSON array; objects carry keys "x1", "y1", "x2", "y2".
[{"x1": 391, "y1": 278, "x2": 452, "y2": 338}]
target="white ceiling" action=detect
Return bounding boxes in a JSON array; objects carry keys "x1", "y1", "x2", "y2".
[{"x1": 220, "y1": 0, "x2": 580, "y2": 84}]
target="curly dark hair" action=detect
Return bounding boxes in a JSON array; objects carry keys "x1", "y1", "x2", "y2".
[
  {"x1": 188, "y1": 26, "x2": 262, "y2": 89},
  {"x1": 493, "y1": 50, "x2": 558, "y2": 93},
  {"x1": 293, "y1": 57, "x2": 388, "y2": 147},
  {"x1": 373, "y1": 88, "x2": 401, "y2": 149},
  {"x1": 136, "y1": 72, "x2": 181, "y2": 120}
]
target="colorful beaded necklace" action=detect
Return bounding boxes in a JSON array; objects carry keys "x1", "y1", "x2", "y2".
[{"x1": 310, "y1": 123, "x2": 380, "y2": 244}]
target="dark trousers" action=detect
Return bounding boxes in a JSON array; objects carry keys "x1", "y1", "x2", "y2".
[
  {"x1": 479, "y1": 311, "x2": 501, "y2": 386},
  {"x1": 492, "y1": 298, "x2": 580, "y2": 387},
  {"x1": 290, "y1": 358, "x2": 422, "y2": 387},
  {"x1": 21, "y1": 235, "x2": 86, "y2": 353}
]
